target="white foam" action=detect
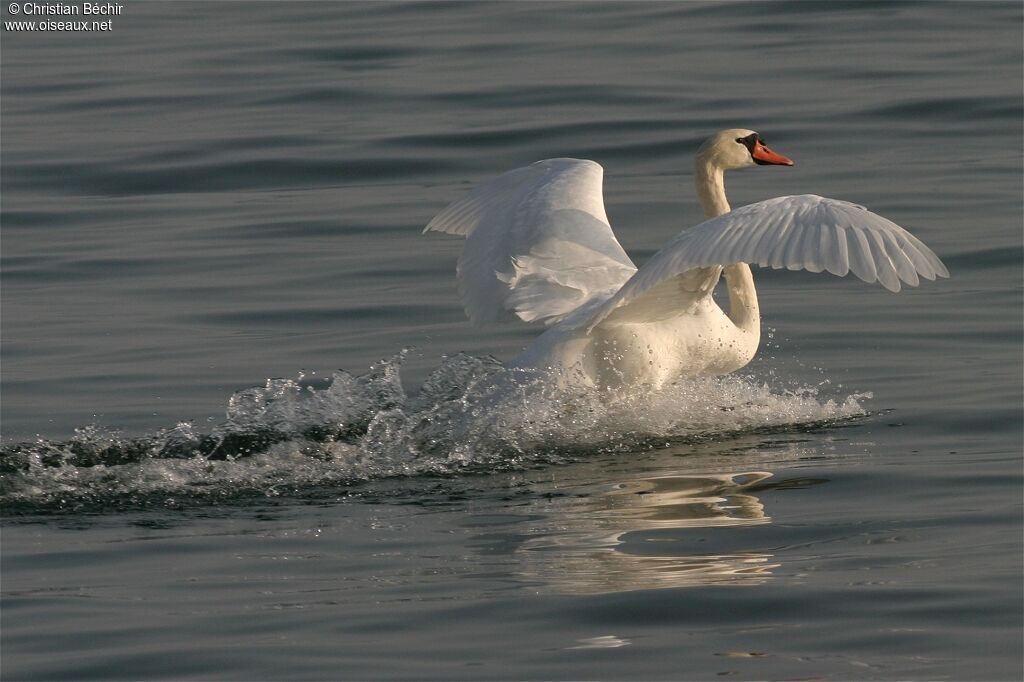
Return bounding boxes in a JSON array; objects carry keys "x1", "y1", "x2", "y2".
[{"x1": 0, "y1": 352, "x2": 868, "y2": 510}]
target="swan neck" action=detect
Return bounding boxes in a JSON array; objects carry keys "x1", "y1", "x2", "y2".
[
  {"x1": 723, "y1": 263, "x2": 760, "y2": 334},
  {"x1": 693, "y1": 156, "x2": 759, "y2": 335},
  {"x1": 695, "y1": 160, "x2": 730, "y2": 219}
]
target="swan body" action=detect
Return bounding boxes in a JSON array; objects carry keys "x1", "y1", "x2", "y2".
[{"x1": 425, "y1": 129, "x2": 948, "y2": 389}]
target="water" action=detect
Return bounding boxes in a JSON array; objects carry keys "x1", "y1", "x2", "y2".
[{"x1": 2, "y1": 1, "x2": 1021, "y2": 679}]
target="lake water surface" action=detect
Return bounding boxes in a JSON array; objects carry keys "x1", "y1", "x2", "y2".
[{"x1": 2, "y1": 2, "x2": 1022, "y2": 680}]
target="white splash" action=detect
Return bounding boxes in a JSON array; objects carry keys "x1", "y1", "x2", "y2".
[{"x1": 0, "y1": 352, "x2": 868, "y2": 510}]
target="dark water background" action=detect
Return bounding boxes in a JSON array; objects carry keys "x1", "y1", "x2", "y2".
[{"x1": 2, "y1": 1, "x2": 1021, "y2": 680}]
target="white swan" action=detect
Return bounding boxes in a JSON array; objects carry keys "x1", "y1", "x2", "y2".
[{"x1": 424, "y1": 129, "x2": 948, "y2": 389}]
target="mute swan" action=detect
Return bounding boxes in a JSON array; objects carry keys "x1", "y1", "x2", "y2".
[{"x1": 424, "y1": 129, "x2": 948, "y2": 389}]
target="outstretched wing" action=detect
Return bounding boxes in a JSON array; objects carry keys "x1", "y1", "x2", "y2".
[
  {"x1": 424, "y1": 159, "x2": 637, "y2": 326},
  {"x1": 585, "y1": 194, "x2": 949, "y2": 331}
]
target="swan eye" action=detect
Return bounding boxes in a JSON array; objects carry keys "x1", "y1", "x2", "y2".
[{"x1": 737, "y1": 133, "x2": 759, "y2": 153}]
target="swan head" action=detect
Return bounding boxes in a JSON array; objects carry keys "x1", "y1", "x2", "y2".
[{"x1": 698, "y1": 129, "x2": 795, "y2": 171}]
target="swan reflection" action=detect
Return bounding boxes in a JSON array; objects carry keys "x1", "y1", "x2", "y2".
[{"x1": 517, "y1": 470, "x2": 787, "y2": 594}]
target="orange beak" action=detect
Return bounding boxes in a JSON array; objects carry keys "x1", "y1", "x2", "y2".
[{"x1": 752, "y1": 141, "x2": 794, "y2": 166}]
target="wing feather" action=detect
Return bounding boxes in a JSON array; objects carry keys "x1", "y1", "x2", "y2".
[
  {"x1": 879, "y1": 230, "x2": 919, "y2": 287},
  {"x1": 888, "y1": 225, "x2": 948, "y2": 280},
  {"x1": 764, "y1": 214, "x2": 794, "y2": 267},
  {"x1": 844, "y1": 224, "x2": 878, "y2": 285},
  {"x1": 716, "y1": 222, "x2": 748, "y2": 265},
  {"x1": 820, "y1": 224, "x2": 848, "y2": 276},
  {"x1": 425, "y1": 159, "x2": 637, "y2": 326},
  {"x1": 748, "y1": 206, "x2": 786, "y2": 264},
  {"x1": 862, "y1": 226, "x2": 900, "y2": 292},
  {"x1": 583, "y1": 194, "x2": 947, "y2": 332},
  {"x1": 782, "y1": 221, "x2": 808, "y2": 270}
]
